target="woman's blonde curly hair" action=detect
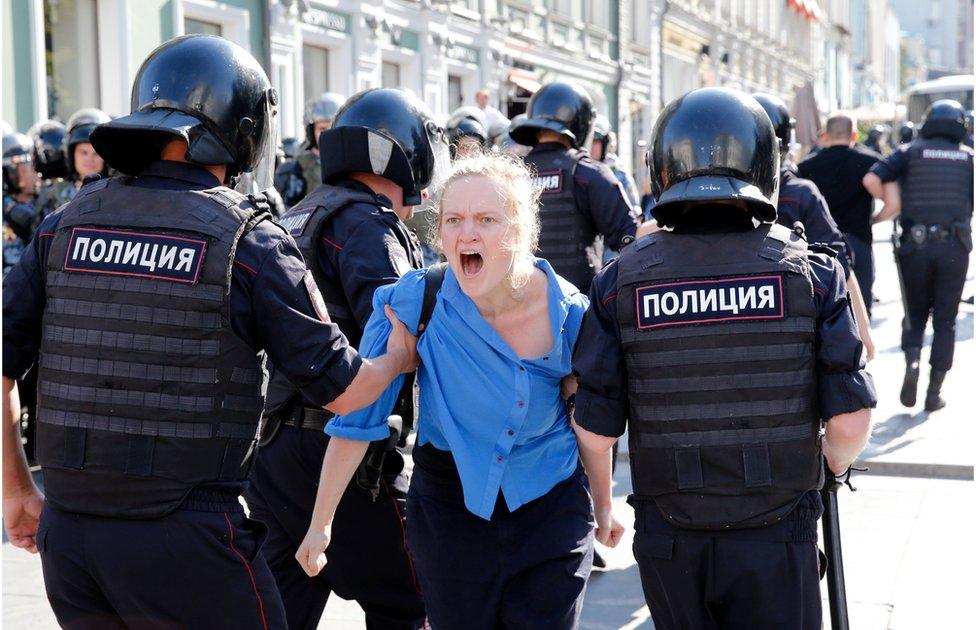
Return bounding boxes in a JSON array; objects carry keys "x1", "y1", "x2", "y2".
[{"x1": 430, "y1": 152, "x2": 542, "y2": 291}]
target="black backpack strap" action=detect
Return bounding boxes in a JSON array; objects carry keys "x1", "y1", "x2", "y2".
[{"x1": 418, "y1": 263, "x2": 447, "y2": 333}]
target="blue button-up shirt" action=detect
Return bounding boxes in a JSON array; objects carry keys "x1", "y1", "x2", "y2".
[{"x1": 327, "y1": 259, "x2": 588, "y2": 519}]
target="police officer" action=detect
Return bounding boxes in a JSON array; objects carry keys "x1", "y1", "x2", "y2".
[
  {"x1": 446, "y1": 106, "x2": 488, "y2": 160},
  {"x1": 864, "y1": 99, "x2": 973, "y2": 411},
  {"x1": 3, "y1": 132, "x2": 40, "y2": 277},
  {"x1": 864, "y1": 123, "x2": 887, "y2": 154},
  {"x1": 753, "y1": 93, "x2": 875, "y2": 360},
  {"x1": 278, "y1": 92, "x2": 347, "y2": 206},
  {"x1": 895, "y1": 121, "x2": 917, "y2": 148},
  {"x1": 247, "y1": 87, "x2": 441, "y2": 630},
  {"x1": 35, "y1": 108, "x2": 111, "y2": 218},
  {"x1": 28, "y1": 119, "x2": 69, "y2": 183},
  {"x1": 510, "y1": 81, "x2": 639, "y2": 293},
  {"x1": 2, "y1": 35, "x2": 417, "y2": 629},
  {"x1": 571, "y1": 88, "x2": 877, "y2": 629},
  {"x1": 591, "y1": 115, "x2": 640, "y2": 207}
]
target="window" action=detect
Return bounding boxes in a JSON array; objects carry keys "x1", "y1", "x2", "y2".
[
  {"x1": 382, "y1": 62, "x2": 401, "y2": 88},
  {"x1": 45, "y1": 0, "x2": 100, "y2": 119},
  {"x1": 448, "y1": 75, "x2": 463, "y2": 110},
  {"x1": 303, "y1": 45, "x2": 330, "y2": 102},
  {"x1": 184, "y1": 17, "x2": 222, "y2": 36},
  {"x1": 587, "y1": 0, "x2": 608, "y2": 30}
]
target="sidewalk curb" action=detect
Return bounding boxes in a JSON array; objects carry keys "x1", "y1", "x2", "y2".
[{"x1": 855, "y1": 459, "x2": 974, "y2": 481}]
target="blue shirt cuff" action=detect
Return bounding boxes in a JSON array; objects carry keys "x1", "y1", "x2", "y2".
[
  {"x1": 820, "y1": 370, "x2": 878, "y2": 420},
  {"x1": 574, "y1": 389, "x2": 628, "y2": 438},
  {"x1": 324, "y1": 416, "x2": 391, "y2": 442}
]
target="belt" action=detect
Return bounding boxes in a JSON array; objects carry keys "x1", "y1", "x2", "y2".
[
  {"x1": 907, "y1": 223, "x2": 951, "y2": 244},
  {"x1": 279, "y1": 405, "x2": 334, "y2": 432}
]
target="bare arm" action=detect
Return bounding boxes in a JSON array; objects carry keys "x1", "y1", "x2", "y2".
[
  {"x1": 295, "y1": 436, "x2": 371, "y2": 576},
  {"x1": 845, "y1": 273, "x2": 874, "y2": 362},
  {"x1": 823, "y1": 408, "x2": 872, "y2": 474},
  {"x1": 2, "y1": 377, "x2": 45, "y2": 553},
  {"x1": 569, "y1": 381, "x2": 623, "y2": 549},
  {"x1": 863, "y1": 173, "x2": 902, "y2": 224},
  {"x1": 325, "y1": 305, "x2": 418, "y2": 416}
]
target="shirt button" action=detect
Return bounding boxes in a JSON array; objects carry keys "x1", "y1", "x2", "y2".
[
  {"x1": 519, "y1": 366, "x2": 525, "y2": 371},
  {"x1": 517, "y1": 401, "x2": 525, "y2": 408},
  {"x1": 496, "y1": 455, "x2": 504, "y2": 463},
  {"x1": 506, "y1": 429, "x2": 514, "y2": 436}
]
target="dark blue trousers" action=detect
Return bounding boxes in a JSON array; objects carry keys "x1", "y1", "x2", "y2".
[
  {"x1": 630, "y1": 497, "x2": 822, "y2": 630},
  {"x1": 245, "y1": 426, "x2": 425, "y2": 630},
  {"x1": 38, "y1": 499, "x2": 286, "y2": 629},
  {"x1": 405, "y1": 461, "x2": 594, "y2": 630},
  {"x1": 898, "y1": 237, "x2": 970, "y2": 370}
]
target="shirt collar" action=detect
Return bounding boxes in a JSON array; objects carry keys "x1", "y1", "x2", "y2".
[
  {"x1": 139, "y1": 161, "x2": 223, "y2": 188},
  {"x1": 440, "y1": 258, "x2": 574, "y2": 360}
]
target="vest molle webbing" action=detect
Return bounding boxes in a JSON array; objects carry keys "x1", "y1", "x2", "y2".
[
  {"x1": 901, "y1": 138, "x2": 972, "y2": 226},
  {"x1": 38, "y1": 177, "x2": 269, "y2": 518},
  {"x1": 616, "y1": 223, "x2": 822, "y2": 531},
  {"x1": 526, "y1": 148, "x2": 597, "y2": 291}
]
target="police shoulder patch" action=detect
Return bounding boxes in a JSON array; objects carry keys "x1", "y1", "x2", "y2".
[
  {"x1": 532, "y1": 170, "x2": 563, "y2": 194},
  {"x1": 63, "y1": 227, "x2": 207, "y2": 284},
  {"x1": 635, "y1": 274, "x2": 785, "y2": 329},
  {"x1": 303, "y1": 271, "x2": 331, "y2": 323}
]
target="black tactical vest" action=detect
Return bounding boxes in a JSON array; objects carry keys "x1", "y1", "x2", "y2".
[
  {"x1": 37, "y1": 177, "x2": 271, "y2": 518},
  {"x1": 900, "y1": 138, "x2": 973, "y2": 226},
  {"x1": 266, "y1": 184, "x2": 422, "y2": 414},
  {"x1": 616, "y1": 223, "x2": 822, "y2": 531},
  {"x1": 525, "y1": 148, "x2": 597, "y2": 291}
]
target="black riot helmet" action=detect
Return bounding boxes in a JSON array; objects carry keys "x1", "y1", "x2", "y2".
[
  {"x1": 446, "y1": 107, "x2": 488, "y2": 158},
  {"x1": 90, "y1": 35, "x2": 279, "y2": 189},
  {"x1": 3, "y1": 132, "x2": 34, "y2": 194},
  {"x1": 751, "y1": 93, "x2": 795, "y2": 158},
  {"x1": 867, "y1": 124, "x2": 885, "y2": 143},
  {"x1": 920, "y1": 99, "x2": 967, "y2": 143},
  {"x1": 649, "y1": 87, "x2": 779, "y2": 227},
  {"x1": 897, "y1": 121, "x2": 916, "y2": 145},
  {"x1": 64, "y1": 108, "x2": 111, "y2": 178},
  {"x1": 304, "y1": 92, "x2": 346, "y2": 148},
  {"x1": 27, "y1": 119, "x2": 68, "y2": 180},
  {"x1": 509, "y1": 81, "x2": 595, "y2": 148},
  {"x1": 591, "y1": 115, "x2": 611, "y2": 161},
  {"x1": 318, "y1": 88, "x2": 449, "y2": 206}
]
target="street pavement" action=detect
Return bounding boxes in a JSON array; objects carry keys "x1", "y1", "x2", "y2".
[{"x1": 3, "y1": 223, "x2": 973, "y2": 629}]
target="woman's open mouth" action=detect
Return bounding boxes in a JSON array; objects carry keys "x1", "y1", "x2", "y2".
[{"x1": 459, "y1": 251, "x2": 484, "y2": 277}]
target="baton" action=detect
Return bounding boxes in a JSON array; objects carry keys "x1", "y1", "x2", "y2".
[
  {"x1": 890, "y1": 223, "x2": 911, "y2": 333},
  {"x1": 821, "y1": 481, "x2": 849, "y2": 630}
]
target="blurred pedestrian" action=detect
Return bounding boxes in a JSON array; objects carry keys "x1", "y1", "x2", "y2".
[{"x1": 798, "y1": 112, "x2": 882, "y2": 316}]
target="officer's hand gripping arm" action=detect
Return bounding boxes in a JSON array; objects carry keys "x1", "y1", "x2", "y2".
[
  {"x1": 296, "y1": 436, "x2": 371, "y2": 577},
  {"x1": 2, "y1": 376, "x2": 44, "y2": 553},
  {"x1": 326, "y1": 305, "x2": 418, "y2": 416},
  {"x1": 846, "y1": 274, "x2": 875, "y2": 362}
]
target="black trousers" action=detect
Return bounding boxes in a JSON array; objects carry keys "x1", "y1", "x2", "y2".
[
  {"x1": 38, "y1": 499, "x2": 286, "y2": 629},
  {"x1": 244, "y1": 426, "x2": 425, "y2": 630},
  {"x1": 631, "y1": 498, "x2": 822, "y2": 630},
  {"x1": 405, "y1": 460, "x2": 594, "y2": 630},
  {"x1": 898, "y1": 237, "x2": 970, "y2": 370}
]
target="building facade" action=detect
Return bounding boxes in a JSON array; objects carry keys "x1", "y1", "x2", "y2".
[
  {"x1": 889, "y1": 0, "x2": 974, "y2": 79},
  {"x1": 4, "y1": 0, "x2": 847, "y2": 178}
]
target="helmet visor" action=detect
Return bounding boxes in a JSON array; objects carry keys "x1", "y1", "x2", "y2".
[
  {"x1": 425, "y1": 119, "x2": 451, "y2": 197},
  {"x1": 237, "y1": 96, "x2": 279, "y2": 193}
]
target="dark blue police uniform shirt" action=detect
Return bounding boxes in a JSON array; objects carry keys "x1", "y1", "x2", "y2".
[
  {"x1": 2, "y1": 161, "x2": 361, "y2": 406},
  {"x1": 778, "y1": 167, "x2": 853, "y2": 276},
  {"x1": 532, "y1": 142, "x2": 640, "y2": 251},
  {"x1": 572, "y1": 242, "x2": 878, "y2": 440},
  {"x1": 316, "y1": 181, "x2": 422, "y2": 330}
]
